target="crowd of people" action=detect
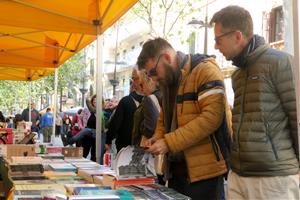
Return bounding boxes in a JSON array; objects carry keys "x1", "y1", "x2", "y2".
[{"x1": 0, "y1": 5, "x2": 298, "y2": 200}]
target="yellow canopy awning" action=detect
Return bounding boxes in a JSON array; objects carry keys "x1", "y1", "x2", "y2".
[{"x1": 0, "y1": 0, "x2": 138, "y2": 81}]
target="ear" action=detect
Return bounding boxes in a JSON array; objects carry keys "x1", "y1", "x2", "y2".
[
  {"x1": 163, "y1": 53, "x2": 172, "y2": 64},
  {"x1": 236, "y1": 31, "x2": 243, "y2": 42}
]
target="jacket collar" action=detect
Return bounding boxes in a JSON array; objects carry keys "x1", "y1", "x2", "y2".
[{"x1": 245, "y1": 44, "x2": 269, "y2": 67}]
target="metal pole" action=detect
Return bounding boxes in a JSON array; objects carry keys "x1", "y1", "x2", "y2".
[
  {"x1": 204, "y1": 16, "x2": 208, "y2": 54},
  {"x1": 292, "y1": 0, "x2": 300, "y2": 161},
  {"x1": 28, "y1": 81, "x2": 31, "y2": 124},
  {"x1": 113, "y1": 23, "x2": 119, "y2": 95},
  {"x1": 82, "y1": 91, "x2": 85, "y2": 107},
  {"x1": 95, "y1": 31, "x2": 103, "y2": 163},
  {"x1": 204, "y1": 0, "x2": 208, "y2": 54},
  {"x1": 60, "y1": 88, "x2": 63, "y2": 112},
  {"x1": 52, "y1": 68, "x2": 58, "y2": 141}
]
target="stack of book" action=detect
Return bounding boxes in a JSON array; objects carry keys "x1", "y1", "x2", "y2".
[
  {"x1": 122, "y1": 184, "x2": 192, "y2": 200},
  {"x1": 77, "y1": 167, "x2": 115, "y2": 183},
  {"x1": 64, "y1": 184, "x2": 133, "y2": 200},
  {"x1": 7, "y1": 156, "x2": 46, "y2": 181},
  {"x1": 49, "y1": 162, "x2": 77, "y2": 172}
]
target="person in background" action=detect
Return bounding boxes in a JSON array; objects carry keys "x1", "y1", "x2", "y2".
[
  {"x1": 71, "y1": 108, "x2": 83, "y2": 147},
  {"x1": 105, "y1": 68, "x2": 144, "y2": 152},
  {"x1": 137, "y1": 38, "x2": 232, "y2": 200},
  {"x1": 13, "y1": 114, "x2": 23, "y2": 129},
  {"x1": 62, "y1": 95, "x2": 106, "y2": 163},
  {"x1": 131, "y1": 70, "x2": 164, "y2": 185},
  {"x1": 55, "y1": 112, "x2": 63, "y2": 137},
  {"x1": 62, "y1": 114, "x2": 71, "y2": 135},
  {"x1": 0, "y1": 111, "x2": 6, "y2": 128},
  {"x1": 21, "y1": 102, "x2": 40, "y2": 132},
  {"x1": 40, "y1": 108, "x2": 53, "y2": 143},
  {"x1": 210, "y1": 6, "x2": 299, "y2": 200},
  {"x1": 131, "y1": 70, "x2": 161, "y2": 146},
  {"x1": 6, "y1": 117, "x2": 13, "y2": 129},
  {"x1": 71, "y1": 109, "x2": 83, "y2": 135}
]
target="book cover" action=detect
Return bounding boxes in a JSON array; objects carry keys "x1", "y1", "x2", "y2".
[
  {"x1": 43, "y1": 171, "x2": 77, "y2": 177},
  {"x1": 49, "y1": 163, "x2": 77, "y2": 172},
  {"x1": 115, "y1": 146, "x2": 156, "y2": 180},
  {"x1": 78, "y1": 168, "x2": 115, "y2": 183}
]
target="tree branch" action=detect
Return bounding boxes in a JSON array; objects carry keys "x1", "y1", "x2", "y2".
[{"x1": 166, "y1": 2, "x2": 190, "y2": 37}]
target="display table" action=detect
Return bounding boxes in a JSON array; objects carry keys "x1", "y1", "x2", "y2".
[{"x1": 0, "y1": 145, "x2": 191, "y2": 200}]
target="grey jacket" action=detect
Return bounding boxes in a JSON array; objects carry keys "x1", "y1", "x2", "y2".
[{"x1": 231, "y1": 44, "x2": 299, "y2": 176}]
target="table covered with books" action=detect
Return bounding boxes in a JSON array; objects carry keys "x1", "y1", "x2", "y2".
[{"x1": 0, "y1": 144, "x2": 191, "y2": 200}]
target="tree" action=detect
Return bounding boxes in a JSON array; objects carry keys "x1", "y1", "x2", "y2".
[
  {"x1": 131, "y1": 0, "x2": 196, "y2": 40},
  {"x1": 0, "y1": 48, "x2": 89, "y2": 115}
]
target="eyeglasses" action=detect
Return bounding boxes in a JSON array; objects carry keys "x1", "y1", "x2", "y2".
[
  {"x1": 214, "y1": 30, "x2": 236, "y2": 45},
  {"x1": 148, "y1": 54, "x2": 164, "y2": 77}
]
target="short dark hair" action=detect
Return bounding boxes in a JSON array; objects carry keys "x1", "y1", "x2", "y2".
[
  {"x1": 210, "y1": 5, "x2": 253, "y2": 39},
  {"x1": 137, "y1": 38, "x2": 173, "y2": 70},
  {"x1": 46, "y1": 108, "x2": 51, "y2": 112}
]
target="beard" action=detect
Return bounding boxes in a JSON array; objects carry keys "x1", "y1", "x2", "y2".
[{"x1": 158, "y1": 63, "x2": 181, "y2": 87}]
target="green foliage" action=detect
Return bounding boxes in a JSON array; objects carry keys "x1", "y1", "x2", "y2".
[{"x1": 0, "y1": 49, "x2": 87, "y2": 115}]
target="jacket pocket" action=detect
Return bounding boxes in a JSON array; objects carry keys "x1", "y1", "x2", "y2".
[{"x1": 264, "y1": 121, "x2": 278, "y2": 160}]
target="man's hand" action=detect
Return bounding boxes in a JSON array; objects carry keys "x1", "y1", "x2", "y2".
[
  {"x1": 147, "y1": 138, "x2": 169, "y2": 155},
  {"x1": 143, "y1": 137, "x2": 157, "y2": 148}
]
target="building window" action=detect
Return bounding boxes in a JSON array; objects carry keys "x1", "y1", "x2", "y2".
[{"x1": 269, "y1": 6, "x2": 284, "y2": 43}]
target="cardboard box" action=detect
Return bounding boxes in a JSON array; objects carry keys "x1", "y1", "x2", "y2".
[
  {"x1": 62, "y1": 147, "x2": 83, "y2": 157},
  {"x1": 0, "y1": 144, "x2": 36, "y2": 158}
]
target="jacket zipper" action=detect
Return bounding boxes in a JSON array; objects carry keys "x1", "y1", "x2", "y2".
[{"x1": 236, "y1": 69, "x2": 248, "y2": 173}]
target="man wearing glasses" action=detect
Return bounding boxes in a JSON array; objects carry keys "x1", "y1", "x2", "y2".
[
  {"x1": 136, "y1": 38, "x2": 232, "y2": 199},
  {"x1": 211, "y1": 6, "x2": 299, "y2": 199}
]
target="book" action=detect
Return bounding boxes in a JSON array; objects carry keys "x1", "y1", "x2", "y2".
[
  {"x1": 71, "y1": 162, "x2": 102, "y2": 170},
  {"x1": 0, "y1": 128, "x2": 13, "y2": 144},
  {"x1": 13, "y1": 183, "x2": 66, "y2": 194},
  {"x1": 64, "y1": 158, "x2": 90, "y2": 163},
  {"x1": 115, "y1": 146, "x2": 156, "y2": 180},
  {"x1": 49, "y1": 163, "x2": 77, "y2": 172},
  {"x1": 9, "y1": 156, "x2": 43, "y2": 164},
  {"x1": 77, "y1": 168, "x2": 115, "y2": 183},
  {"x1": 43, "y1": 171, "x2": 77, "y2": 177},
  {"x1": 64, "y1": 184, "x2": 110, "y2": 195},
  {"x1": 68, "y1": 189, "x2": 132, "y2": 200},
  {"x1": 46, "y1": 146, "x2": 62, "y2": 154},
  {"x1": 131, "y1": 184, "x2": 192, "y2": 200},
  {"x1": 41, "y1": 153, "x2": 64, "y2": 160}
]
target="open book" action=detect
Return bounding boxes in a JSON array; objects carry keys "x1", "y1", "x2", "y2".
[{"x1": 115, "y1": 146, "x2": 156, "y2": 180}]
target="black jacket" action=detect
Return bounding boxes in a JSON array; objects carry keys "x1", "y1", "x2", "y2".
[{"x1": 106, "y1": 91, "x2": 143, "y2": 152}]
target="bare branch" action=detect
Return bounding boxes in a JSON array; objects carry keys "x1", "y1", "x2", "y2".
[
  {"x1": 131, "y1": 8, "x2": 149, "y2": 24},
  {"x1": 166, "y1": 2, "x2": 190, "y2": 37},
  {"x1": 161, "y1": 0, "x2": 166, "y2": 9},
  {"x1": 138, "y1": 0, "x2": 148, "y2": 10},
  {"x1": 166, "y1": 0, "x2": 175, "y2": 11}
]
